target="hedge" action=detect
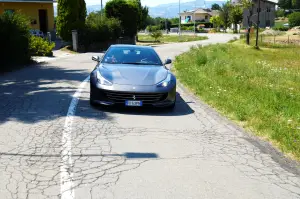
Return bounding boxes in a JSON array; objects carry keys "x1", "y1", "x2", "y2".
[
  {"x1": 79, "y1": 15, "x2": 122, "y2": 51},
  {"x1": 171, "y1": 22, "x2": 213, "y2": 29},
  {"x1": 0, "y1": 12, "x2": 31, "y2": 71}
]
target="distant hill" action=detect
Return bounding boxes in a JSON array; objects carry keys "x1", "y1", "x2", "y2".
[
  {"x1": 54, "y1": 0, "x2": 226, "y2": 18},
  {"x1": 148, "y1": 0, "x2": 226, "y2": 18}
]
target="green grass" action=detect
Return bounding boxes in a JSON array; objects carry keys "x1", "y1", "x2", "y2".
[
  {"x1": 138, "y1": 34, "x2": 208, "y2": 43},
  {"x1": 275, "y1": 20, "x2": 288, "y2": 27},
  {"x1": 174, "y1": 43, "x2": 300, "y2": 160}
]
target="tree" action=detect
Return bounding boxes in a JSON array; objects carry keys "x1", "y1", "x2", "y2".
[
  {"x1": 128, "y1": 0, "x2": 149, "y2": 30},
  {"x1": 239, "y1": 0, "x2": 254, "y2": 44},
  {"x1": 56, "y1": 0, "x2": 87, "y2": 41},
  {"x1": 288, "y1": 12, "x2": 300, "y2": 27},
  {"x1": 159, "y1": 19, "x2": 171, "y2": 30},
  {"x1": 150, "y1": 30, "x2": 162, "y2": 42},
  {"x1": 210, "y1": 15, "x2": 222, "y2": 31},
  {"x1": 105, "y1": 0, "x2": 139, "y2": 37},
  {"x1": 0, "y1": 13, "x2": 31, "y2": 70},
  {"x1": 278, "y1": 0, "x2": 300, "y2": 9},
  {"x1": 219, "y1": 2, "x2": 231, "y2": 32},
  {"x1": 276, "y1": 9, "x2": 285, "y2": 17},
  {"x1": 211, "y1": 3, "x2": 221, "y2": 10},
  {"x1": 230, "y1": 5, "x2": 243, "y2": 33},
  {"x1": 170, "y1": 17, "x2": 179, "y2": 25}
]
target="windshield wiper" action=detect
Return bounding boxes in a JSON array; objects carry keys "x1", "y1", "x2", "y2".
[
  {"x1": 122, "y1": 62, "x2": 144, "y2": 65},
  {"x1": 122, "y1": 62, "x2": 160, "y2": 65}
]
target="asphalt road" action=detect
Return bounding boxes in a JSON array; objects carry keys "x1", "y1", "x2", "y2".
[{"x1": 1, "y1": 34, "x2": 300, "y2": 199}]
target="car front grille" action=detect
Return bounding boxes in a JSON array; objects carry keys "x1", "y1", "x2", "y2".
[{"x1": 103, "y1": 90, "x2": 168, "y2": 104}]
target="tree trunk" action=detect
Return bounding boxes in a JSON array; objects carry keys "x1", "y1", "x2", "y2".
[{"x1": 246, "y1": 27, "x2": 250, "y2": 45}]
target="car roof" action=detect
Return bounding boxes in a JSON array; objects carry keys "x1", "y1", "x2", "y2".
[{"x1": 110, "y1": 44, "x2": 153, "y2": 50}]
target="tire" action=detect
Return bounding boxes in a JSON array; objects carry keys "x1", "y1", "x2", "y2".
[
  {"x1": 169, "y1": 102, "x2": 176, "y2": 109},
  {"x1": 90, "y1": 88, "x2": 97, "y2": 107}
]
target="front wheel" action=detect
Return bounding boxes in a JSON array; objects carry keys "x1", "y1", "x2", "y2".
[
  {"x1": 167, "y1": 102, "x2": 176, "y2": 110},
  {"x1": 90, "y1": 88, "x2": 97, "y2": 106}
]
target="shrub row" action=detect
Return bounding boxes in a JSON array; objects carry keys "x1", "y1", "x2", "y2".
[
  {"x1": 79, "y1": 14, "x2": 122, "y2": 51},
  {"x1": 170, "y1": 22, "x2": 213, "y2": 29},
  {"x1": 0, "y1": 13, "x2": 55, "y2": 72},
  {"x1": 0, "y1": 12, "x2": 31, "y2": 71}
]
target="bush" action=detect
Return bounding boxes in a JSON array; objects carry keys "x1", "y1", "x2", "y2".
[
  {"x1": 150, "y1": 30, "x2": 162, "y2": 41},
  {"x1": 105, "y1": 0, "x2": 139, "y2": 37},
  {"x1": 276, "y1": 9, "x2": 285, "y2": 18},
  {"x1": 79, "y1": 16, "x2": 122, "y2": 51},
  {"x1": 146, "y1": 25, "x2": 161, "y2": 32},
  {"x1": 288, "y1": 12, "x2": 300, "y2": 27},
  {"x1": 170, "y1": 22, "x2": 213, "y2": 29},
  {"x1": 181, "y1": 26, "x2": 195, "y2": 31},
  {"x1": 209, "y1": 28, "x2": 217, "y2": 33},
  {"x1": 273, "y1": 25, "x2": 289, "y2": 31},
  {"x1": 56, "y1": 0, "x2": 87, "y2": 41},
  {"x1": 198, "y1": 28, "x2": 208, "y2": 33},
  {"x1": 29, "y1": 36, "x2": 55, "y2": 56},
  {"x1": 0, "y1": 12, "x2": 31, "y2": 71}
]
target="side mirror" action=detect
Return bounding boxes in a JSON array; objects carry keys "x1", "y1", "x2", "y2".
[
  {"x1": 92, "y1": 56, "x2": 100, "y2": 62},
  {"x1": 164, "y1": 58, "x2": 172, "y2": 65}
]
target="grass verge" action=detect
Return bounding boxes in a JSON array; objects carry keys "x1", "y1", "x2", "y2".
[
  {"x1": 138, "y1": 34, "x2": 208, "y2": 44},
  {"x1": 60, "y1": 45, "x2": 79, "y2": 54},
  {"x1": 174, "y1": 42, "x2": 300, "y2": 160}
]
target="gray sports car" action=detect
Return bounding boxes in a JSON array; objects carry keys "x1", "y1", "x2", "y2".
[{"x1": 90, "y1": 45, "x2": 176, "y2": 109}]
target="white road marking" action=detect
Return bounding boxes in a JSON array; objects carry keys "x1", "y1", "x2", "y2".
[{"x1": 61, "y1": 76, "x2": 90, "y2": 199}]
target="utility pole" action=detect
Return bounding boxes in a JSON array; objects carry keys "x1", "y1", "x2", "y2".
[
  {"x1": 194, "y1": 0, "x2": 196, "y2": 36},
  {"x1": 101, "y1": 0, "x2": 103, "y2": 19},
  {"x1": 179, "y1": 0, "x2": 181, "y2": 40},
  {"x1": 255, "y1": 0, "x2": 261, "y2": 48}
]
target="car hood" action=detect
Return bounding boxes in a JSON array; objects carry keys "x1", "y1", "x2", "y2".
[{"x1": 99, "y1": 64, "x2": 168, "y2": 86}]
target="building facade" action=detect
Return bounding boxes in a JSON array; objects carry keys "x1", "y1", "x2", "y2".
[
  {"x1": 0, "y1": 0, "x2": 56, "y2": 33},
  {"x1": 180, "y1": 8, "x2": 219, "y2": 24},
  {"x1": 232, "y1": 0, "x2": 277, "y2": 28}
]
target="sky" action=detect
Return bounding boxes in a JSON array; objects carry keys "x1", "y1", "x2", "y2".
[{"x1": 85, "y1": 0, "x2": 196, "y2": 7}]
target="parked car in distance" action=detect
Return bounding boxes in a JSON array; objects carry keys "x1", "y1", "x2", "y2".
[{"x1": 90, "y1": 45, "x2": 176, "y2": 109}]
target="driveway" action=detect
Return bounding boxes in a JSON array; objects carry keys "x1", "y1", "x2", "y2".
[{"x1": 0, "y1": 34, "x2": 300, "y2": 199}]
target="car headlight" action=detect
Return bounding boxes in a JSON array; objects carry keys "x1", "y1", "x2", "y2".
[
  {"x1": 157, "y1": 74, "x2": 172, "y2": 87},
  {"x1": 96, "y1": 70, "x2": 112, "y2": 86}
]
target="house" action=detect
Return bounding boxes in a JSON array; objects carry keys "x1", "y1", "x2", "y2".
[
  {"x1": 179, "y1": 8, "x2": 219, "y2": 24},
  {"x1": 0, "y1": 0, "x2": 56, "y2": 33},
  {"x1": 232, "y1": 0, "x2": 277, "y2": 28}
]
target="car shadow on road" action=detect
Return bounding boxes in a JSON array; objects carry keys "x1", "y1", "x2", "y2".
[
  {"x1": 0, "y1": 151, "x2": 159, "y2": 159},
  {"x1": 0, "y1": 64, "x2": 112, "y2": 124},
  {"x1": 92, "y1": 92, "x2": 195, "y2": 117}
]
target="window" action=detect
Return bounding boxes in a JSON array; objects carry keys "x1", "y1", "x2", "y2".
[
  {"x1": 205, "y1": 15, "x2": 208, "y2": 20},
  {"x1": 102, "y1": 47, "x2": 163, "y2": 65},
  {"x1": 266, "y1": 20, "x2": 270, "y2": 27}
]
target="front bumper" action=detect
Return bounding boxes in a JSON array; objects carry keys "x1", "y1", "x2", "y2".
[{"x1": 90, "y1": 82, "x2": 176, "y2": 107}]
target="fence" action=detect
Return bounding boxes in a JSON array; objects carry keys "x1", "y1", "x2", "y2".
[
  {"x1": 260, "y1": 34, "x2": 300, "y2": 45},
  {"x1": 242, "y1": 33, "x2": 300, "y2": 46}
]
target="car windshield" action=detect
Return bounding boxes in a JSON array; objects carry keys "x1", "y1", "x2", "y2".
[{"x1": 101, "y1": 47, "x2": 162, "y2": 65}]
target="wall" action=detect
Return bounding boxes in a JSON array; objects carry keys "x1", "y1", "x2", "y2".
[
  {"x1": 0, "y1": 2, "x2": 54, "y2": 32},
  {"x1": 243, "y1": 0, "x2": 276, "y2": 28},
  {"x1": 180, "y1": 13, "x2": 210, "y2": 23}
]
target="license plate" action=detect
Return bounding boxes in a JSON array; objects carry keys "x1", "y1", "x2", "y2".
[{"x1": 125, "y1": 100, "x2": 143, "y2": 107}]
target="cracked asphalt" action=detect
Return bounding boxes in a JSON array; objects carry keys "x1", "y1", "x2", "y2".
[{"x1": 1, "y1": 34, "x2": 300, "y2": 199}]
